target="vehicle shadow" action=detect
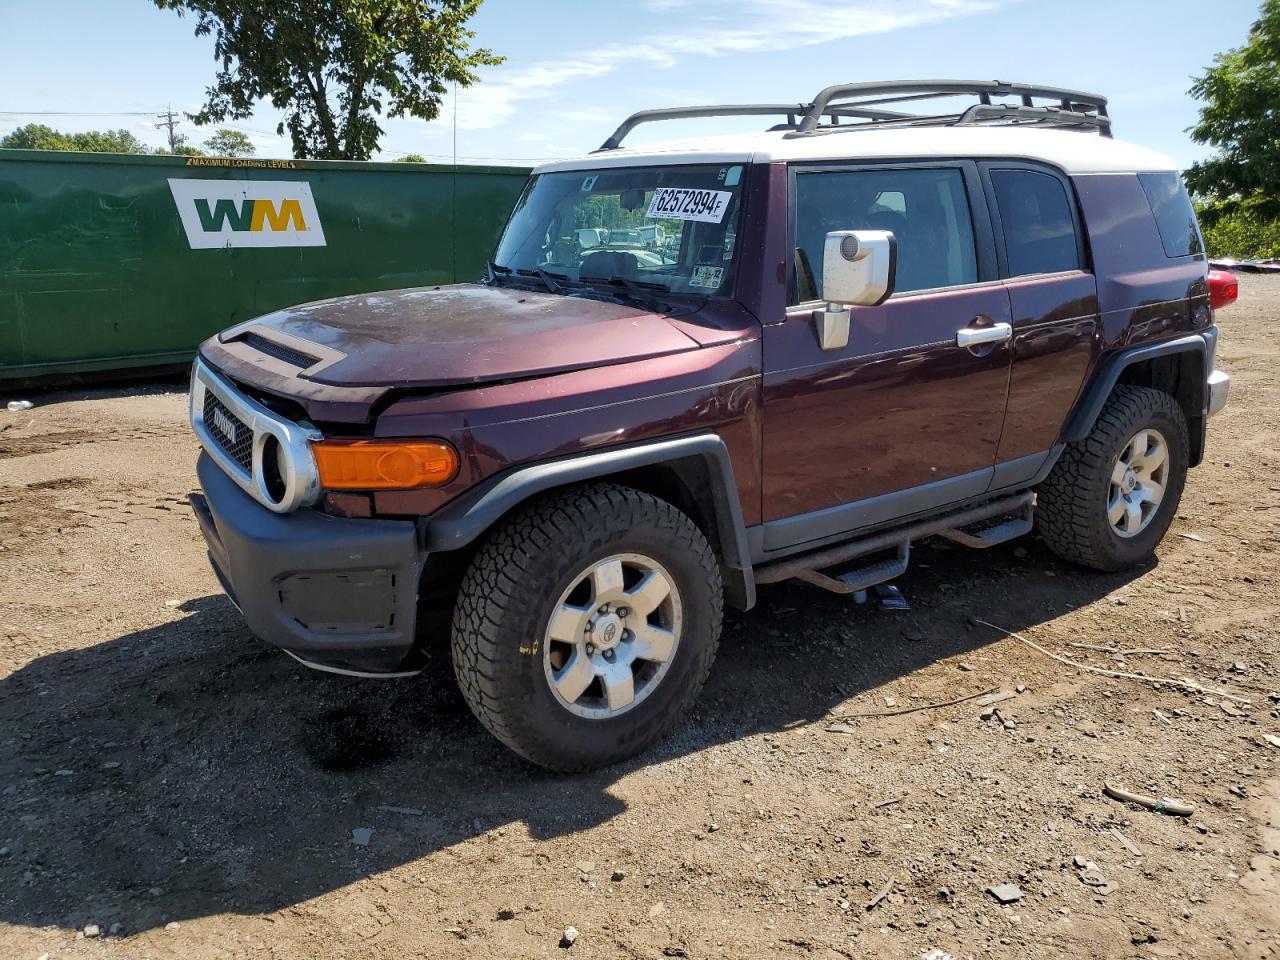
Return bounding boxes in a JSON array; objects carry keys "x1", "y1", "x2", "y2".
[{"x1": 0, "y1": 536, "x2": 1150, "y2": 934}]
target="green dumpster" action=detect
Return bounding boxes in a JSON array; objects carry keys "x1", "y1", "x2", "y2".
[{"x1": 0, "y1": 149, "x2": 530, "y2": 382}]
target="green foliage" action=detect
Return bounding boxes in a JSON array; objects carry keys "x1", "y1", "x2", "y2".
[
  {"x1": 1197, "y1": 198, "x2": 1280, "y2": 259},
  {"x1": 395, "y1": 153, "x2": 427, "y2": 162},
  {"x1": 1186, "y1": 0, "x2": 1280, "y2": 209},
  {"x1": 69, "y1": 129, "x2": 150, "y2": 153},
  {"x1": 0, "y1": 123, "x2": 73, "y2": 150},
  {"x1": 203, "y1": 127, "x2": 255, "y2": 157},
  {"x1": 575, "y1": 194, "x2": 629, "y2": 231},
  {"x1": 152, "y1": 0, "x2": 503, "y2": 160},
  {"x1": 0, "y1": 123, "x2": 151, "y2": 154}
]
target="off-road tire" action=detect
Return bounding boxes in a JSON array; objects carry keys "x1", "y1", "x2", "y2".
[
  {"x1": 1036, "y1": 385, "x2": 1189, "y2": 571},
  {"x1": 451, "y1": 483, "x2": 723, "y2": 772}
]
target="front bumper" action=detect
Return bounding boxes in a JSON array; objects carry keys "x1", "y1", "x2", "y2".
[
  {"x1": 191, "y1": 452, "x2": 423, "y2": 675},
  {"x1": 1207, "y1": 369, "x2": 1230, "y2": 417}
]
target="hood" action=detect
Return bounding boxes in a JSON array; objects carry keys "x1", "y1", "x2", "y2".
[{"x1": 217, "y1": 283, "x2": 704, "y2": 389}]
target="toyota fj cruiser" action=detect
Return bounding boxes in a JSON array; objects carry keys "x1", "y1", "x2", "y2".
[{"x1": 188, "y1": 80, "x2": 1237, "y2": 771}]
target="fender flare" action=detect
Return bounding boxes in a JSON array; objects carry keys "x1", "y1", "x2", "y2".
[
  {"x1": 1063, "y1": 332, "x2": 1210, "y2": 445},
  {"x1": 422, "y1": 433, "x2": 757, "y2": 610}
]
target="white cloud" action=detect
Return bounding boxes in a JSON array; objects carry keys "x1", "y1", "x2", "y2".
[{"x1": 445, "y1": 0, "x2": 1004, "y2": 132}]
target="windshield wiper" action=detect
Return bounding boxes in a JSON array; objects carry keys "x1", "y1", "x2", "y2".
[
  {"x1": 580, "y1": 275, "x2": 671, "y2": 296},
  {"x1": 486, "y1": 261, "x2": 513, "y2": 284},
  {"x1": 515, "y1": 267, "x2": 569, "y2": 294}
]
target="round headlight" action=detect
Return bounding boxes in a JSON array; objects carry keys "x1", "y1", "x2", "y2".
[{"x1": 259, "y1": 434, "x2": 290, "y2": 505}]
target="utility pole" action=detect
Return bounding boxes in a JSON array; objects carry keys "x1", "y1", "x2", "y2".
[{"x1": 155, "y1": 105, "x2": 182, "y2": 152}]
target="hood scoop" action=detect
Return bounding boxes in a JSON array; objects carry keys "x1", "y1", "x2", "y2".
[{"x1": 235, "y1": 330, "x2": 324, "y2": 370}]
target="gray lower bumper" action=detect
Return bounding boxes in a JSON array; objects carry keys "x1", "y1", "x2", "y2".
[
  {"x1": 1207, "y1": 369, "x2": 1230, "y2": 416},
  {"x1": 191, "y1": 452, "x2": 422, "y2": 674}
]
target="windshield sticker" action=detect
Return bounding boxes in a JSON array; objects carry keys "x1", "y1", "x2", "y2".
[
  {"x1": 720, "y1": 165, "x2": 743, "y2": 187},
  {"x1": 647, "y1": 188, "x2": 732, "y2": 224},
  {"x1": 580, "y1": 175, "x2": 598, "y2": 192},
  {"x1": 690, "y1": 265, "x2": 724, "y2": 288}
]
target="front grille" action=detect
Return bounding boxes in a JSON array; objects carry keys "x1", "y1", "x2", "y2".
[
  {"x1": 240, "y1": 332, "x2": 317, "y2": 369},
  {"x1": 203, "y1": 391, "x2": 253, "y2": 473}
]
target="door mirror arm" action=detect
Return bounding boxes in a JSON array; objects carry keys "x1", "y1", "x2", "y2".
[{"x1": 813, "y1": 230, "x2": 897, "y2": 350}]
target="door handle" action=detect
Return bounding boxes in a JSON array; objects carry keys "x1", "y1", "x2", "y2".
[{"x1": 956, "y1": 321, "x2": 1012, "y2": 349}]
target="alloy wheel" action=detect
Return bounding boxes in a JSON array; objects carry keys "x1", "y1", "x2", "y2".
[
  {"x1": 1108, "y1": 427, "x2": 1169, "y2": 538},
  {"x1": 542, "y1": 553, "x2": 683, "y2": 719}
]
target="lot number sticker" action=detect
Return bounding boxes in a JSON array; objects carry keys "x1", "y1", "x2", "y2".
[{"x1": 647, "y1": 188, "x2": 732, "y2": 223}]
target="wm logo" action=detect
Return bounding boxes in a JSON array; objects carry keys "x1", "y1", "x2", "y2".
[
  {"x1": 168, "y1": 178, "x2": 326, "y2": 249},
  {"x1": 195, "y1": 198, "x2": 308, "y2": 233}
]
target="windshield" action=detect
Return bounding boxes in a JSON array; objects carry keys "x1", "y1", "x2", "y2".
[{"x1": 492, "y1": 163, "x2": 746, "y2": 296}]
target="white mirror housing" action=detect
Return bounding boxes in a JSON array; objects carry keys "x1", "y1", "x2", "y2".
[
  {"x1": 822, "y1": 229, "x2": 896, "y2": 307},
  {"x1": 814, "y1": 229, "x2": 896, "y2": 350}
]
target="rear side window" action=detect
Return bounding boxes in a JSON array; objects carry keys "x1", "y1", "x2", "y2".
[
  {"x1": 792, "y1": 167, "x2": 977, "y2": 302},
  {"x1": 990, "y1": 169, "x2": 1081, "y2": 277},
  {"x1": 1138, "y1": 173, "x2": 1204, "y2": 258}
]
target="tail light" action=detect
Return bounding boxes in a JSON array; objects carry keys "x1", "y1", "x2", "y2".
[
  {"x1": 312, "y1": 439, "x2": 459, "y2": 490},
  {"x1": 1207, "y1": 269, "x2": 1239, "y2": 311}
]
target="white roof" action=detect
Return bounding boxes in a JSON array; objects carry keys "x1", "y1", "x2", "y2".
[{"x1": 533, "y1": 126, "x2": 1177, "y2": 177}]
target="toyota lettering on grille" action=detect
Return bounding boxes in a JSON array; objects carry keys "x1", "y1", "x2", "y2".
[{"x1": 212, "y1": 407, "x2": 239, "y2": 444}]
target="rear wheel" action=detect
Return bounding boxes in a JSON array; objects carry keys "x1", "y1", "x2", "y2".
[
  {"x1": 1036, "y1": 385, "x2": 1189, "y2": 571},
  {"x1": 451, "y1": 483, "x2": 722, "y2": 772}
]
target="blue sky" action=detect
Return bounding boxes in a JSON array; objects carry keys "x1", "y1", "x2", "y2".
[{"x1": 0, "y1": 0, "x2": 1262, "y2": 167}]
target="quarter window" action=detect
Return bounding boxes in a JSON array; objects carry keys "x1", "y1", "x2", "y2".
[
  {"x1": 990, "y1": 169, "x2": 1081, "y2": 277},
  {"x1": 1138, "y1": 172, "x2": 1204, "y2": 258},
  {"x1": 792, "y1": 168, "x2": 977, "y2": 303}
]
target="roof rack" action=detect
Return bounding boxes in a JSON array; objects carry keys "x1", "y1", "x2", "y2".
[{"x1": 596, "y1": 79, "x2": 1110, "y2": 151}]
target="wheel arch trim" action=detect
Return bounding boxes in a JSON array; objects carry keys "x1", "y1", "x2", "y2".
[
  {"x1": 1064, "y1": 332, "x2": 1210, "y2": 448},
  {"x1": 423, "y1": 433, "x2": 756, "y2": 610}
]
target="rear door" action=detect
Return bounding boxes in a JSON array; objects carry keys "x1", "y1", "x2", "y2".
[
  {"x1": 978, "y1": 162, "x2": 1100, "y2": 488},
  {"x1": 760, "y1": 160, "x2": 1012, "y2": 552}
]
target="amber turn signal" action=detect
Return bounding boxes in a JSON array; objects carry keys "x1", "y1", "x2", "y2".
[{"x1": 312, "y1": 439, "x2": 459, "y2": 490}]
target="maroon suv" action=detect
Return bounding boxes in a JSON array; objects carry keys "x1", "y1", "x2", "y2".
[{"x1": 188, "y1": 81, "x2": 1235, "y2": 771}]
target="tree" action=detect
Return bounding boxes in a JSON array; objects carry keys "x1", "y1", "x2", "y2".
[
  {"x1": 395, "y1": 152, "x2": 426, "y2": 162},
  {"x1": 69, "y1": 129, "x2": 152, "y2": 154},
  {"x1": 0, "y1": 124, "x2": 74, "y2": 150},
  {"x1": 0, "y1": 123, "x2": 150, "y2": 153},
  {"x1": 1186, "y1": 0, "x2": 1280, "y2": 213},
  {"x1": 152, "y1": 0, "x2": 502, "y2": 160},
  {"x1": 203, "y1": 127, "x2": 255, "y2": 156}
]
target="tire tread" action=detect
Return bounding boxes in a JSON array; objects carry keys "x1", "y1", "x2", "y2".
[
  {"x1": 451, "y1": 483, "x2": 722, "y2": 772},
  {"x1": 1036, "y1": 385, "x2": 1188, "y2": 571}
]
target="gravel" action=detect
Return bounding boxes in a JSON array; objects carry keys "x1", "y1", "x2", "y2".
[{"x1": 1, "y1": 278, "x2": 1278, "y2": 959}]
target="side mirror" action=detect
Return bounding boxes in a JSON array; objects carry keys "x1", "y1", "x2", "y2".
[{"x1": 815, "y1": 229, "x2": 897, "y2": 350}]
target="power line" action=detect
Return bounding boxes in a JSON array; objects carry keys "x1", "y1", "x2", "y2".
[
  {"x1": 0, "y1": 110, "x2": 159, "y2": 116},
  {"x1": 381, "y1": 147, "x2": 550, "y2": 163},
  {"x1": 0, "y1": 109, "x2": 550, "y2": 163}
]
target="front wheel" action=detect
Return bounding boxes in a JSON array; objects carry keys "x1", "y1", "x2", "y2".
[
  {"x1": 1036, "y1": 385, "x2": 1189, "y2": 571},
  {"x1": 451, "y1": 483, "x2": 723, "y2": 772}
]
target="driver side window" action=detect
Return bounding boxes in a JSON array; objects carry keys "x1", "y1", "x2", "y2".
[{"x1": 792, "y1": 167, "x2": 978, "y2": 304}]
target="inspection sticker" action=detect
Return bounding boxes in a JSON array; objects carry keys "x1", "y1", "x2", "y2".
[
  {"x1": 690, "y1": 265, "x2": 724, "y2": 288},
  {"x1": 647, "y1": 187, "x2": 732, "y2": 223}
]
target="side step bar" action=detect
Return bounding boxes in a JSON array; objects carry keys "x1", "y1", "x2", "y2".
[
  {"x1": 754, "y1": 492, "x2": 1034, "y2": 595},
  {"x1": 936, "y1": 497, "x2": 1034, "y2": 549},
  {"x1": 794, "y1": 542, "x2": 910, "y2": 596}
]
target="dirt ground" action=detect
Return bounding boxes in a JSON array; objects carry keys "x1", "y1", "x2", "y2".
[{"x1": 1, "y1": 278, "x2": 1278, "y2": 960}]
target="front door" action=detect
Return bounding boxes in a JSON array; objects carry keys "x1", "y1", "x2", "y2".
[{"x1": 760, "y1": 161, "x2": 1012, "y2": 554}]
